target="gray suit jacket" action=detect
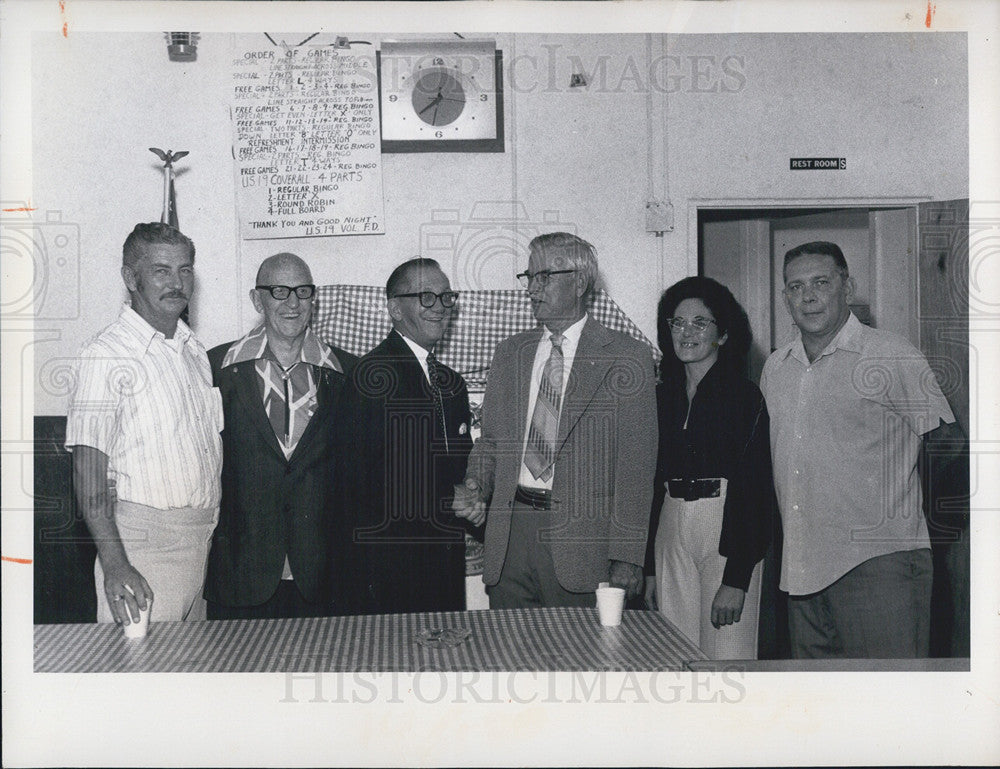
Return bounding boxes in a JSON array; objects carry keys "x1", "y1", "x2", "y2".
[{"x1": 468, "y1": 315, "x2": 658, "y2": 592}]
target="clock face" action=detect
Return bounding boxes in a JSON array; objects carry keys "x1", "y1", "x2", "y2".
[
  {"x1": 412, "y1": 69, "x2": 466, "y2": 127},
  {"x1": 379, "y1": 40, "x2": 503, "y2": 151}
]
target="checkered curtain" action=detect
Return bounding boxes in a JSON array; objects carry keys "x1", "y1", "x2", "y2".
[{"x1": 312, "y1": 285, "x2": 660, "y2": 389}]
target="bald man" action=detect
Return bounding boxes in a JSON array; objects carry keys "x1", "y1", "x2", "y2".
[{"x1": 204, "y1": 253, "x2": 357, "y2": 619}]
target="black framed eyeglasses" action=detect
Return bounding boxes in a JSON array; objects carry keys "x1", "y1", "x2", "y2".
[
  {"x1": 256, "y1": 284, "x2": 316, "y2": 301},
  {"x1": 393, "y1": 290, "x2": 459, "y2": 309},
  {"x1": 667, "y1": 316, "x2": 717, "y2": 333},
  {"x1": 516, "y1": 269, "x2": 576, "y2": 288}
]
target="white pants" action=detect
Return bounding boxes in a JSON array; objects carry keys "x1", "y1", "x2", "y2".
[
  {"x1": 655, "y1": 479, "x2": 762, "y2": 660},
  {"x1": 95, "y1": 500, "x2": 218, "y2": 623}
]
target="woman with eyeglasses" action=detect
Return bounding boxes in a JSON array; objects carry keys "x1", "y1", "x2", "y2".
[{"x1": 644, "y1": 276, "x2": 775, "y2": 659}]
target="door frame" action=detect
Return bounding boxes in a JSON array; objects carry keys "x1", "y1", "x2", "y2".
[{"x1": 691, "y1": 197, "x2": 931, "y2": 371}]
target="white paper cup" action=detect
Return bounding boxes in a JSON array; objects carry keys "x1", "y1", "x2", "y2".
[
  {"x1": 122, "y1": 600, "x2": 152, "y2": 639},
  {"x1": 595, "y1": 586, "x2": 626, "y2": 627}
]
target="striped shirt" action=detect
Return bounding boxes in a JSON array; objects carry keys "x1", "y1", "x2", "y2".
[{"x1": 65, "y1": 305, "x2": 223, "y2": 510}]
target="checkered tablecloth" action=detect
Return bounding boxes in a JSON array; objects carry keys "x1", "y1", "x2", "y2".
[
  {"x1": 313, "y1": 286, "x2": 660, "y2": 389},
  {"x1": 34, "y1": 608, "x2": 705, "y2": 672}
]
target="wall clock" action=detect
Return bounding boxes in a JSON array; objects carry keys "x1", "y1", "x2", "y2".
[{"x1": 378, "y1": 39, "x2": 504, "y2": 153}]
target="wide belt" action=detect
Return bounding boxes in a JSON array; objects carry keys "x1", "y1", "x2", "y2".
[
  {"x1": 514, "y1": 485, "x2": 553, "y2": 510},
  {"x1": 667, "y1": 478, "x2": 722, "y2": 501}
]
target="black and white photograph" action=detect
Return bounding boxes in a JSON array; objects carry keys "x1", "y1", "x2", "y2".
[{"x1": 3, "y1": 0, "x2": 998, "y2": 766}]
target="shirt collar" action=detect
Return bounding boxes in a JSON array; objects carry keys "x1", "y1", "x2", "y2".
[
  {"x1": 119, "y1": 304, "x2": 194, "y2": 354},
  {"x1": 222, "y1": 324, "x2": 343, "y2": 372},
  {"x1": 665, "y1": 358, "x2": 731, "y2": 399},
  {"x1": 394, "y1": 329, "x2": 433, "y2": 363},
  {"x1": 786, "y1": 311, "x2": 864, "y2": 363},
  {"x1": 832, "y1": 312, "x2": 866, "y2": 353},
  {"x1": 543, "y1": 312, "x2": 588, "y2": 347},
  {"x1": 694, "y1": 359, "x2": 731, "y2": 391}
]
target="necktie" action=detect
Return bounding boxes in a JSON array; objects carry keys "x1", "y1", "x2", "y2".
[
  {"x1": 426, "y1": 351, "x2": 449, "y2": 452},
  {"x1": 259, "y1": 359, "x2": 312, "y2": 453},
  {"x1": 524, "y1": 333, "x2": 565, "y2": 482}
]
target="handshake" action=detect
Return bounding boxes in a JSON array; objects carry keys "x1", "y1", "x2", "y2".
[{"x1": 452, "y1": 477, "x2": 487, "y2": 527}]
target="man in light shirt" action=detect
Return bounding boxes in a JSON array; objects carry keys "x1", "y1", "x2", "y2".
[
  {"x1": 66, "y1": 223, "x2": 223, "y2": 625},
  {"x1": 760, "y1": 241, "x2": 962, "y2": 658},
  {"x1": 338, "y1": 258, "x2": 475, "y2": 613},
  {"x1": 454, "y1": 232, "x2": 657, "y2": 608},
  {"x1": 204, "y1": 253, "x2": 356, "y2": 619}
]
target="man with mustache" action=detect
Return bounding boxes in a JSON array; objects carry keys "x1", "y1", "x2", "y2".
[
  {"x1": 66, "y1": 223, "x2": 223, "y2": 625},
  {"x1": 204, "y1": 253, "x2": 356, "y2": 619}
]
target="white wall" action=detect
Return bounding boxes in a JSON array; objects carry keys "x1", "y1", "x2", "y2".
[{"x1": 31, "y1": 31, "x2": 967, "y2": 415}]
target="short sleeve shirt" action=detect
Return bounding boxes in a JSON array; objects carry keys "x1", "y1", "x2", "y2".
[
  {"x1": 760, "y1": 313, "x2": 954, "y2": 595},
  {"x1": 65, "y1": 305, "x2": 223, "y2": 509}
]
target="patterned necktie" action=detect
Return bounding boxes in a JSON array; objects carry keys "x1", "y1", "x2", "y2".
[
  {"x1": 426, "y1": 351, "x2": 449, "y2": 452},
  {"x1": 524, "y1": 333, "x2": 565, "y2": 482},
  {"x1": 258, "y1": 359, "x2": 313, "y2": 455}
]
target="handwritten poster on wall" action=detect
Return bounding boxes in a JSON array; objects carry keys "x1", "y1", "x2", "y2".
[{"x1": 231, "y1": 38, "x2": 384, "y2": 239}]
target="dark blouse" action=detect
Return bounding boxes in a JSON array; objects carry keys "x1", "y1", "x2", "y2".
[{"x1": 645, "y1": 361, "x2": 775, "y2": 591}]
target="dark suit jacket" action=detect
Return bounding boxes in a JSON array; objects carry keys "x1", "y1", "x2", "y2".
[
  {"x1": 204, "y1": 340, "x2": 356, "y2": 610},
  {"x1": 467, "y1": 316, "x2": 658, "y2": 593},
  {"x1": 338, "y1": 330, "x2": 475, "y2": 614}
]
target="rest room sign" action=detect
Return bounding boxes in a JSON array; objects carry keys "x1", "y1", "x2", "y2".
[{"x1": 790, "y1": 157, "x2": 846, "y2": 170}]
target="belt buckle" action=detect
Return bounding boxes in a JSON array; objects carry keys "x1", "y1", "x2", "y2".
[
  {"x1": 530, "y1": 489, "x2": 550, "y2": 510},
  {"x1": 518, "y1": 486, "x2": 551, "y2": 510},
  {"x1": 668, "y1": 478, "x2": 720, "y2": 501},
  {"x1": 667, "y1": 479, "x2": 693, "y2": 500}
]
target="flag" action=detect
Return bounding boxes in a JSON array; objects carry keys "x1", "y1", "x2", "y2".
[{"x1": 164, "y1": 165, "x2": 179, "y2": 229}]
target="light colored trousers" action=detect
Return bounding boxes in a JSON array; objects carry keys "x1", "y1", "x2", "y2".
[
  {"x1": 95, "y1": 499, "x2": 218, "y2": 623},
  {"x1": 654, "y1": 479, "x2": 762, "y2": 660}
]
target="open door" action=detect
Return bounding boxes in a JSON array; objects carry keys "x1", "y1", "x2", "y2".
[
  {"x1": 918, "y1": 199, "x2": 970, "y2": 436},
  {"x1": 917, "y1": 198, "x2": 970, "y2": 658}
]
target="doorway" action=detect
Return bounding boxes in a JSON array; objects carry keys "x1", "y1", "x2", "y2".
[{"x1": 699, "y1": 205, "x2": 917, "y2": 383}]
